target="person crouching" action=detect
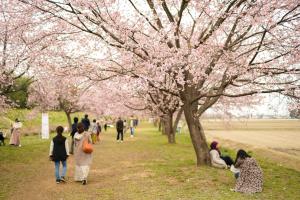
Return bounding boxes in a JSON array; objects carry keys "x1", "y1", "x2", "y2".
[{"x1": 49, "y1": 126, "x2": 70, "y2": 184}]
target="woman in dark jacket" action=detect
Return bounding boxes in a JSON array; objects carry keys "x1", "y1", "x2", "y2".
[
  {"x1": 49, "y1": 126, "x2": 70, "y2": 183},
  {"x1": 69, "y1": 117, "x2": 79, "y2": 154}
]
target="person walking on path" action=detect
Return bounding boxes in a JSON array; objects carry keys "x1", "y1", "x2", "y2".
[
  {"x1": 9, "y1": 118, "x2": 22, "y2": 147},
  {"x1": 81, "y1": 114, "x2": 90, "y2": 131},
  {"x1": 104, "y1": 123, "x2": 107, "y2": 131},
  {"x1": 96, "y1": 122, "x2": 101, "y2": 141},
  {"x1": 129, "y1": 118, "x2": 135, "y2": 138},
  {"x1": 116, "y1": 117, "x2": 124, "y2": 142},
  {"x1": 69, "y1": 117, "x2": 78, "y2": 154},
  {"x1": 90, "y1": 119, "x2": 98, "y2": 144},
  {"x1": 176, "y1": 120, "x2": 183, "y2": 134},
  {"x1": 123, "y1": 120, "x2": 127, "y2": 134},
  {"x1": 233, "y1": 149, "x2": 263, "y2": 193},
  {"x1": 74, "y1": 123, "x2": 93, "y2": 185},
  {"x1": 49, "y1": 126, "x2": 70, "y2": 184}
]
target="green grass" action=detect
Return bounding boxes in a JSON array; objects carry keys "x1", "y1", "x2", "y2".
[
  {"x1": 0, "y1": 122, "x2": 299, "y2": 200},
  {"x1": 0, "y1": 109, "x2": 90, "y2": 134},
  {"x1": 0, "y1": 134, "x2": 49, "y2": 199}
]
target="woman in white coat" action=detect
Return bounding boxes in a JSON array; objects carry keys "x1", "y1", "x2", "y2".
[
  {"x1": 209, "y1": 141, "x2": 234, "y2": 169},
  {"x1": 74, "y1": 123, "x2": 93, "y2": 185}
]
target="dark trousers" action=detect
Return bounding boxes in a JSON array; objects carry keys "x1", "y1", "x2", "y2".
[
  {"x1": 221, "y1": 155, "x2": 234, "y2": 166},
  {"x1": 117, "y1": 130, "x2": 123, "y2": 141}
]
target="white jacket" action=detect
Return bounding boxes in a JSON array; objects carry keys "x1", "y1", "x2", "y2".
[{"x1": 210, "y1": 149, "x2": 227, "y2": 169}]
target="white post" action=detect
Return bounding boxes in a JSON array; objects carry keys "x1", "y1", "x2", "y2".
[{"x1": 41, "y1": 113, "x2": 49, "y2": 139}]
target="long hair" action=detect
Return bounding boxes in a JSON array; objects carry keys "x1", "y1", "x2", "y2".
[
  {"x1": 56, "y1": 126, "x2": 64, "y2": 137},
  {"x1": 74, "y1": 117, "x2": 79, "y2": 123},
  {"x1": 77, "y1": 122, "x2": 85, "y2": 133},
  {"x1": 234, "y1": 149, "x2": 251, "y2": 164}
]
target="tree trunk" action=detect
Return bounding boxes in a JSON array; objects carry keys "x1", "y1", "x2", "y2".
[
  {"x1": 65, "y1": 111, "x2": 72, "y2": 131},
  {"x1": 161, "y1": 117, "x2": 166, "y2": 135},
  {"x1": 183, "y1": 102, "x2": 210, "y2": 166},
  {"x1": 165, "y1": 113, "x2": 175, "y2": 144},
  {"x1": 153, "y1": 118, "x2": 158, "y2": 127},
  {"x1": 158, "y1": 118, "x2": 162, "y2": 132},
  {"x1": 172, "y1": 107, "x2": 183, "y2": 133}
]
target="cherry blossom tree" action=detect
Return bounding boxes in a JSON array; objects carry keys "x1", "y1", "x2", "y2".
[
  {"x1": 0, "y1": 0, "x2": 73, "y2": 110},
  {"x1": 132, "y1": 82, "x2": 183, "y2": 143},
  {"x1": 0, "y1": 2, "x2": 34, "y2": 109},
  {"x1": 19, "y1": 0, "x2": 300, "y2": 165},
  {"x1": 285, "y1": 87, "x2": 300, "y2": 118},
  {"x1": 28, "y1": 64, "x2": 93, "y2": 129}
]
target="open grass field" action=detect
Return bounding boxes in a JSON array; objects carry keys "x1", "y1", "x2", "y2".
[{"x1": 0, "y1": 121, "x2": 300, "y2": 200}]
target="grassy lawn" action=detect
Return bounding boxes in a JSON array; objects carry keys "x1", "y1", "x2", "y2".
[
  {"x1": 0, "y1": 109, "x2": 90, "y2": 135},
  {"x1": 0, "y1": 121, "x2": 299, "y2": 200}
]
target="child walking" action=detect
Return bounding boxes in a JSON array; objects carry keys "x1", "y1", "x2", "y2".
[{"x1": 49, "y1": 126, "x2": 70, "y2": 183}]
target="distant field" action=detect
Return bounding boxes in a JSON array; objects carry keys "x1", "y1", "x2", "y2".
[
  {"x1": 199, "y1": 119, "x2": 300, "y2": 150},
  {"x1": 202, "y1": 119, "x2": 300, "y2": 131},
  {"x1": 195, "y1": 119, "x2": 300, "y2": 171}
]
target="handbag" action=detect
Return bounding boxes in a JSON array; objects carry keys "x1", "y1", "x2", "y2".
[{"x1": 82, "y1": 134, "x2": 93, "y2": 154}]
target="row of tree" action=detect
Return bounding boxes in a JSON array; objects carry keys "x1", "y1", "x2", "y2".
[{"x1": 1, "y1": 0, "x2": 299, "y2": 166}]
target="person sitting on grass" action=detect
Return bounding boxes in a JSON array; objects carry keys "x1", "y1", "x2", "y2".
[
  {"x1": 49, "y1": 126, "x2": 70, "y2": 184},
  {"x1": 209, "y1": 141, "x2": 234, "y2": 169},
  {"x1": 232, "y1": 149, "x2": 263, "y2": 193}
]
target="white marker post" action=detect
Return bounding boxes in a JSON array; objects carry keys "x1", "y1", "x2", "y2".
[{"x1": 41, "y1": 113, "x2": 49, "y2": 139}]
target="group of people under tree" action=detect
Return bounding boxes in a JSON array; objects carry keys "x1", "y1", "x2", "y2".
[
  {"x1": 2, "y1": 112, "x2": 263, "y2": 193},
  {"x1": 49, "y1": 112, "x2": 262, "y2": 193},
  {"x1": 50, "y1": 114, "x2": 101, "y2": 185},
  {"x1": 49, "y1": 114, "x2": 140, "y2": 185},
  {"x1": 210, "y1": 141, "x2": 263, "y2": 193},
  {"x1": 70, "y1": 114, "x2": 101, "y2": 154}
]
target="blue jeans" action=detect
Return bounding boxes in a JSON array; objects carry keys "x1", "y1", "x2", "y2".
[
  {"x1": 55, "y1": 160, "x2": 67, "y2": 180},
  {"x1": 130, "y1": 127, "x2": 134, "y2": 136}
]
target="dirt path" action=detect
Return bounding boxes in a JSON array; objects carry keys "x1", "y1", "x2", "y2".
[{"x1": 10, "y1": 129, "x2": 156, "y2": 200}]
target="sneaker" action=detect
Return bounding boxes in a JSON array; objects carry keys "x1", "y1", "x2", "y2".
[
  {"x1": 82, "y1": 180, "x2": 87, "y2": 185},
  {"x1": 60, "y1": 176, "x2": 66, "y2": 183},
  {"x1": 130, "y1": 135, "x2": 134, "y2": 138},
  {"x1": 56, "y1": 179, "x2": 60, "y2": 184},
  {"x1": 18, "y1": 144, "x2": 22, "y2": 147},
  {"x1": 121, "y1": 140, "x2": 123, "y2": 143}
]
